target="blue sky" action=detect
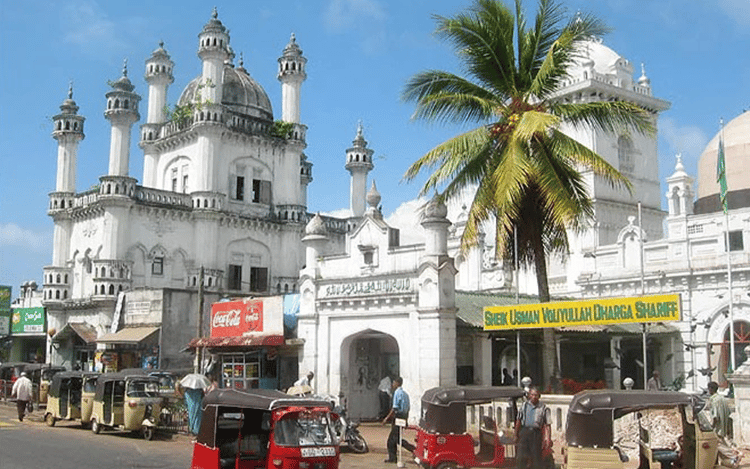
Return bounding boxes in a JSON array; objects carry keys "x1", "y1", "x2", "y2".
[{"x1": 1, "y1": 0, "x2": 749, "y2": 296}]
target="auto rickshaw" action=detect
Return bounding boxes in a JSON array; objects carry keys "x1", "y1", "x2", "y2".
[
  {"x1": 413, "y1": 386, "x2": 538, "y2": 469},
  {"x1": 80, "y1": 372, "x2": 99, "y2": 427},
  {"x1": 191, "y1": 388, "x2": 340, "y2": 469},
  {"x1": 89, "y1": 373, "x2": 163, "y2": 440},
  {"x1": 563, "y1": 389, "x2": 721, "y2": 469},
  {"x1": 0, "y1": 362, "x2": 31, "y2": 399},
  {"x1": 44, "y1": 371, "x2": 83, "y2": 426},
  {"x1": 25, "y1": 363, "x2": 66, "y2": 405}
]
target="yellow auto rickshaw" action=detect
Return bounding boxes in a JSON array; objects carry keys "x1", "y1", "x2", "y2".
[
  {"x1": 25, "y1": 363, "x2": 66, "y2": 405},
  {"x1": 44, "y1": 371, "x2": 83, "y2": 426},
  {"x1": 80, "y1": 372, "x2": 99, "y2": 428},
  {"x1": 90, "y1": 373, "x2": 163, "y2": 440}
]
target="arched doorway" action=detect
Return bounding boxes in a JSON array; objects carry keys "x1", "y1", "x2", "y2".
[
  {"x1": 716, "y1": 320, "x2": 750, "y2": 386},
  {"x1": 340, "y1": 330, "x2": 399, "y2": 421}
]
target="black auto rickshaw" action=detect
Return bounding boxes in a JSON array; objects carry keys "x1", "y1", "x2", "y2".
[
  {"x1": 413, "y1": 386, "x2": 536, "y2": 469},
  {"x1": 563, "y1": 390, "x2": 721, "y2": 469},
  {"x1": 191, "y1": 388, "x2": 340, "y2": 469},
  {"x1": 44, "y1": 371, "x2": 83, "y2": 426},
  {"x1": 90, "y1": 373, "x2": 163, "y2": 440}
]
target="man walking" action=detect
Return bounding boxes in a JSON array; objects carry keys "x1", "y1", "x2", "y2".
[
  {"x1": 11, "y1": 372, "x2": 33, "y2": 422},
  {"x1": 382, "y1": 376, "x2": 409, "y2": 463},
  {"x1": 515, "y1": 386, "x2": 551, "y2": 469},
  {"x1": 378, "y1": 375, "x2": 392, "y2": 419},
  {"x1": 702, "y1": 381, "x2": 742, "y2": 468}
]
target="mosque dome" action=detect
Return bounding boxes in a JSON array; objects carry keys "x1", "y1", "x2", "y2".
[
  {"x1": 694, "y1": 110, "x2": 750, "y2": 214},
  {"x1": 304, "y1": 213, "x2": 328, "y2": 237},
  {"x1": 177, "y1": 64, "x2": 273, "y2": 122}
]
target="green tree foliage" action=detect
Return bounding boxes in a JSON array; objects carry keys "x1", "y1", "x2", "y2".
[{"x1": 402, "y1": 0, "x2": 653, "y2": 390}]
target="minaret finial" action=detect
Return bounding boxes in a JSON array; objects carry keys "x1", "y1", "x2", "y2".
[
  {"x1": 212, "y1": 6, "x2": 218, "y2": 19},
  {"x1": 122, "y1": 58, "x2": 128, "y2": 77},
  {"x1": 239, "y1": 52, "x2": 244, "y2": 68},
  {"x1": 357, "y1": 120, "x2": 363, "y2": 137},
  {"x1": 68, "y1": 81, "x2": 74, "y2": 99}
]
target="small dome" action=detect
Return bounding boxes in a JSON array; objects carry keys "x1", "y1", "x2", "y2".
[
  {"x1": 423, "y1": 197, "x2": 448, "y2": 220},
  {"x1": 178, "y1": 64, "x2": 273, "y2": 121},
  {"x1": 572, "y1": 39, "x2": 623, "y2": 75},
  {"x1": 366, "y1": 180, "x2": 381, "y2": 209},
  {"x1": 695, "y1": 111, "x2": 750, "y2": 213},
  {"x1": 305, "y1": 213, "x2": 328, "y2": 236}
]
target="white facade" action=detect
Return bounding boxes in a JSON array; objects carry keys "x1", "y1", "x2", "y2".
[{"x1": 42, "y1": 10, "x2": 353, "y2": 370}]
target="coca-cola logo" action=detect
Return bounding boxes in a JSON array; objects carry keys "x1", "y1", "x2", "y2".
[
  {"x1": 213, "y1": 309, "x2": 241, "y2": 328},
  {"x1": 245, "y1": 312, "x2": 260, "y2": 323}
]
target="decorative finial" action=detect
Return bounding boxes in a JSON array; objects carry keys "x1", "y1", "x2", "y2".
[
  {"x1": 357, "y1": 120, "x2": 363, "y2": 137},
  {"x1": 239, "y1": 52, "x2": 244, "y2": 68},
  {"x1": 675, "y1": 153, "x2": 685, "y2": 172},
  {"x1": 290, "y1": 32, "x2": 296, "y2": 43},
  {"x1": 212, "y1": 6, "x2": 218, "y2": 19},
  {"x1": 122, "y1": 58, "x2": 128, "y2": 77},
  {"x1": 159, "y1": 40, "x2": 164, "y2": 49},
  {"x1": 68, "y1": 81, "x2": 74, "y2": 99},
  {"x1": 641, "y1": 63, "x2": 646, "y2": 76}
]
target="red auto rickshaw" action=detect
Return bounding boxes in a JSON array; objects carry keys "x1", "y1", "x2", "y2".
[
  {"x1": 413, "y1": 386, "x2": 549, "y2": 469},
  {"x1": 191, "y1": 388, "x2": 340, "y2": 469}
]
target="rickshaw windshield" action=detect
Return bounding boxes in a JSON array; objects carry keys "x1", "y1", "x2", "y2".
[
  {"x1": 274, "y1": 410, "x2": 336, "y2": 447},
  {"x1": 83, "y1": 379, "x2": 97, "y2": 393},
  {"x1": 127, "y1": 379, "x2": 160, "y2": 398}
]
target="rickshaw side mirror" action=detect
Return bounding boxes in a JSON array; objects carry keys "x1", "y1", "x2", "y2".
[{"x1": 261, "y1": 412, "x2": 271, "y2": 431}]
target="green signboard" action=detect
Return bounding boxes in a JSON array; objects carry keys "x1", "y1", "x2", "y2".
[{"x1": 11, "y1": 307, "x2": 46, "y2": 334}]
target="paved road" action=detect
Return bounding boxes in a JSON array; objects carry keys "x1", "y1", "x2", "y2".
[{"x1": 0, "y1": 402, "x2": 415, "y2": 468}]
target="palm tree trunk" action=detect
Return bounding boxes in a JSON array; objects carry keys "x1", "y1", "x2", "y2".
[{"x1": 532, "y1": 236, "x2": 559, "y2": 393}]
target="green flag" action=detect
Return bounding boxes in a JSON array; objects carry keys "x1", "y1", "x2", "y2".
[{"x1": 717, "y1": 135, "x2": 728, "y2": 213}]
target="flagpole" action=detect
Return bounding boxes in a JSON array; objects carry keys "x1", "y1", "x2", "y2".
[
  {"x1": 718, "y1": 119, "x2": 735, "y2": 371},
  {"x1": 514, "y1": 226, "x2": 521, "y2": 387}
]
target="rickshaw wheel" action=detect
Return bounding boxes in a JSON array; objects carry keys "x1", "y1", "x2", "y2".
[
  {"x1": 91, "y1": 419, "x2": 101, "y2": 434},
  {"x1": 45, "y1": 413, "x2": 56, "y2": 427},
  {"x1": 435, "y1": 462, "x2": 458, "y2": 469},
  {"x1": 143, "y1": 426, "x2": 155, "y2": 441}
]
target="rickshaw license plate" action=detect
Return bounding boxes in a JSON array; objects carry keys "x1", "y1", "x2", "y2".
[{"x1": 301, "y1": 447, "x2": 336, "y2": 458}]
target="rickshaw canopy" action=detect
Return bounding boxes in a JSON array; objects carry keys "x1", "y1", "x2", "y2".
[
  {"x1": 48, "y1": 371, "x2": 84, "y2": 398},
  {"x1": 566, "y1": 390, "x2": 696, "y2": 448},
  {"x1": 92, "y1": 373, "x2": 160, "y2": 401},
  {"x1": 420, "y1": 386, "x2": 526, "y2": 434}
]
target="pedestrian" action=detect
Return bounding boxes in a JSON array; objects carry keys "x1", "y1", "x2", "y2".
[
  {"x1": 647, "y1": 370, "x2": 662, "y2": 391},
  {"x1": 176, "y1": 380, "x2": 205, "y2": 436},
  {"x1": 378, "y1": 375, "x2": 392, "y2": 419},
  {"x1": 382, "y1": 376, "x2": 410, "y2": 463},
  {"x1": 702, "y1": 381, "x2": 742, "y2": 468},
  {"x1": 294, "y1": 371, "x2": 314, "y2": 387},
  {"x1": 11, "y1": 372, "x2": 33, "y2": 422},
  {"x1": 514, "y1": 386, "x2": 551, "y2": 469}
]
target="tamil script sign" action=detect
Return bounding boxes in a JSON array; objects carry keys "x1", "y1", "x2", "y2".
[
  {"x1": 11, "y1": 307, "x2": 46, "y2": 334},
  {"x1": 484, "y1": 294, "x2": 681, "y2": 331}
]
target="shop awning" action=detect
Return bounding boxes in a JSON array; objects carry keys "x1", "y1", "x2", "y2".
[
  {"x1": 52, "y1": 322, "x2": 98, "y2": 344},
  {"x1": 187, "y1": 334, "x2": 284, "y2": 349},
  {"x1": 97, "y1": 326, "x2": 159, "y2": 344}
]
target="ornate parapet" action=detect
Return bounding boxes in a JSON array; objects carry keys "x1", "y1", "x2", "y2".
[{"x1": 42, "y1": 266, "x2": 72, "y2": 302}]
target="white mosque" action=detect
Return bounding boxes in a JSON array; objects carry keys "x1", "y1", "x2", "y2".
[{"x1": 35, "y1": 7, "x2": 749, "y2": 412}]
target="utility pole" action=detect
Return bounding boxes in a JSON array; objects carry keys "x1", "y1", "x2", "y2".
[{"x1": 194, "y1": 266, "x2": 205, "y2": 373}]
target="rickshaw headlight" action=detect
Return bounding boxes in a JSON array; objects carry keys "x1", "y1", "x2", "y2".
[
  {"x1": 272, "y1": 459, "x2": 282, "y2": 466},
  {"x1": 128, "y1": 400, "x2": 137, "y2": 408}
]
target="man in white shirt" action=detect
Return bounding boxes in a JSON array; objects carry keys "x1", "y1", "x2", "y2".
[
  {"x1": 11, "y1": 372, "x2": 33, "y2": 422},
  {"x1": 378, "y1": 376, "x2": 392, "y2": 419}
]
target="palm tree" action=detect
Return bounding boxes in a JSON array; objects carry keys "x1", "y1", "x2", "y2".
[{"x1": 402, "y1": 0, "x2": 654, "y2": 390}]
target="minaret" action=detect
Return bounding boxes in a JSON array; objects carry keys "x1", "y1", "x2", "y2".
[
  {"x1": 52, "y1": 83, "x2": 85, "y2": 193},
  {"x1": 666, "y1": 153, "x2": 694, "y2": 217},
  {"x1": 50, "y1": 84, "x2": 85, "y2": 269},
  {"x1": 141, "y1": 42, "x2": 174, "y2": 187},
  {"x1": 345, "y1": 123, "x2": 374, "y2": 217},
  {"x1": 197, "y1": 8, "x2": 230, "y2": 106},
  {"x1": 104, "y1": 60, "x2": 141, "y2": 177},
  {"x1": 277, "y1": 33, "x2": 307, "y2": 124}
]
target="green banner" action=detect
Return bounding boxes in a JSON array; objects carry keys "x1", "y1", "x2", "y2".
[{"x1": 11, "y1": 307, "x2": 46, "y2": 334}]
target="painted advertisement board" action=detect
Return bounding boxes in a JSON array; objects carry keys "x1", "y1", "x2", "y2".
[
  {"x1": 210, "y1": 299, "x2": 264, "y2": 338},
  {"x1": 11, "y1": 307, "x2": 46, "y2": 334},
  {"x1": 484, "y1": 293, "x2": 681, "y2": 331}
]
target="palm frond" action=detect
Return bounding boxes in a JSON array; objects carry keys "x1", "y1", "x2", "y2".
[{"x1": 552, "y1": 100, "x2": 655, "y2": 136}]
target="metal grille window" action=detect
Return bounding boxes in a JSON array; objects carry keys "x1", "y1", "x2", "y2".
[{"x1": 222, "y1": 353, "x2": 260, "y2": 390}]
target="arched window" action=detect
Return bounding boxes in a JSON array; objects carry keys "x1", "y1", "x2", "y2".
[
  {"x1": 109, "y1": 284, "x2": 115, "y2": 295},
  {"x1": 618, "y1": 136, "x2": 634, "y2": 174}
]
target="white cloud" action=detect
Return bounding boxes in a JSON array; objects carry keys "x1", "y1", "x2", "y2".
[
  {"x1": 659, "y1": 116, "x2": 708, "y2": 167},
  {"x1": 718, "y1": 0, "x2": 750, "y2": 26},
  {"x1": 324, "y1": 0, "x2": 387, "y2": 33},
  {"x1": 0, "y1": 223, "x2": 51, "y2": 252}
]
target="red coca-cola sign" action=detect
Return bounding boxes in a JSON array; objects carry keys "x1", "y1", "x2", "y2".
[{"x1": 210, "y1": 299, "x2": 263, "y2": 338}]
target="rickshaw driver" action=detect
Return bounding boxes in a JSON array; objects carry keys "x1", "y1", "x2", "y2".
[{"x1": 514, "y1": 387, "x2": 551, "y2": 469}]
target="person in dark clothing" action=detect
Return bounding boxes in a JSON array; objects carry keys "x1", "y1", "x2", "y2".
[
  {"x1": 502, "y1": 368, "x2": 514, "y2": 385},
  {"x1": 514, "y1": 387, "x2": 551, "y2": 469}
]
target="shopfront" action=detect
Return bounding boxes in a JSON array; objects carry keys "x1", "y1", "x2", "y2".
[
  {"x1": 188, "y1": 296, "x2": 288, "y2": 390},
  {"x1": 10, "y1": 307, "x2": 47, "y2": 363},
  {"x1": 95, "y1": 326, "x2": 160, "y2": 372}
]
